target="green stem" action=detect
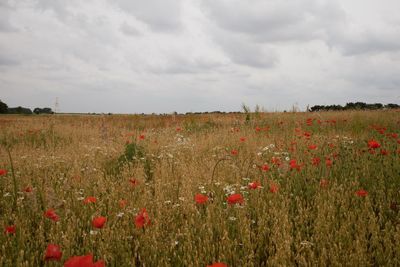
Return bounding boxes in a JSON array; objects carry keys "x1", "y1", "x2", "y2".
[{"x1": 6, "y1": 147, "x2": 18, "y2": 211}]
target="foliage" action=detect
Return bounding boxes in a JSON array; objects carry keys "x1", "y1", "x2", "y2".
[
  {"x1": 33, "y1": 107, "x2": 54, "y2": 114},
  {"x1": 0, "y1": 100, "x2": 8, "y2": 114},
  {"x1": 310, "y1": 102, "x2": 399, "y2": 112}
]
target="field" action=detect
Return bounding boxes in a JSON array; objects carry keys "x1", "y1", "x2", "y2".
[{"x1": 0, "y1": 110, "x2": 399, "y2": 266}]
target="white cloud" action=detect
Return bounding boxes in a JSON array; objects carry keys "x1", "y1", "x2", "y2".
[{"x1": 0, "y1": 0, "x2": 399, "y2": 113}]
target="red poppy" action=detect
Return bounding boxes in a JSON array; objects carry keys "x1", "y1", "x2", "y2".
[
  {"x1": 269, "y1": 183, "x2": 279, "y2": 193},
  {"x1": 248, "y1": 181, "x2": 261, "y2": 190},
  {"x1": 84, "y1": 196, "x2": 97, "y2": 204},
  {"x1": 380, "y1": 149, "x2": 389, "y2": 156},
  {"x1": 311, "y1": 157, "x2": 321, "y2": 166},
  {"x1": 368, "y1": 140, "x2": 381, "y2": 149},
  {"x1": 139, "y1": 134, "x2": 145, "y2": 140},
  {"x1": 44, "y1": 244, "x2": 62, "y2": 261},
  {"x1": 261, "y1": 164, "x2": 270, "y2": 171},
  {"x1": 289, "y1": 159, "x2": 302, "y2": 171},
  {"x1": 304, "y1": 131, "x2": 312, "y2": 139},
  {"x1": 308, "y1": 144, "x2": 317, "y2": 150},
  {"x1": 119, "y1": 199, "x2": 128, "y2": 208},
  {"x1": 176, "y1": 127, "x2": 182, "y2": 132},
  {"x1": 355, "y1": 189, "x2": 368, "y2": 197},
  {"x1": 64, "y1": 254, "x2": 105, "y2": 267},
  {"x1": 271, "y1": 157, "x2": 281, "y2": 166},
  {"x1": 231, "y1": 149, "x2": 238, "y2": 156},
  {"x1": 44, "y1": 209, "x2": 59, "y2": 222},
  {"x1": 207, "y1": 263, "x2": 228, "y2": 267},
  {"x1": 239, "y1": 137, "x2": 246, "y2": 142},
  {"x1": 195, "y1": 194, "x2": 209, "y2": 204},
  {"x1": 255, "y1": 127, "x2": 261, "y2": 132},
  {"x1": 0, "y1": 169, "x2": 7, "y2": 176},
  {"x1": 23, "y1": 186, "x2": 33, "y2": 193},
  {"x1": 92, "y1": 216, "x2": 107, "y2": 229},
  {"x1": 135, "y1": 208, "x2": 151, "y2": 228},
  {"x1": 129, "y1": 178, "x2": 139, "y2": 187},
  {"x1": 325, "y1": 158, "x2": 333, "y2": 167},
  {"x1": 227, "y1": 194, "x2": 244, "y2": 205},
  {"x1": 319, "y1": 179, "x2": 329, "y2": 188},
  {"x1": 4, "y1": 225, "x2": 16, "y2": 235}
]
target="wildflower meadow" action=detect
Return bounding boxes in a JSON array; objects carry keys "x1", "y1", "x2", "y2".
[{"x1": 0, "y1": 110, "x2": 399, "y2": 266}]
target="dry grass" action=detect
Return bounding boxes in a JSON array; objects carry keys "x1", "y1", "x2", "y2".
[{"x1": 0, "y1": 110, "x2": 399, "y2": 266}]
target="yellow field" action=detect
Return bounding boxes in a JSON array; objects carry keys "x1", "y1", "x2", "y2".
[{"x1": 0, "y1": 111, "x2": 399, "y2": 266}]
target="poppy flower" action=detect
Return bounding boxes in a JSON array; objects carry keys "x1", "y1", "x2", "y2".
[
  {"x1": 44, "y1": 244, "x2": 62, "y2": 261},
  {"x1": 325, "y1": 158, "x2": 333, "y2": 167},
  {"x1": 289, "y1": 159, "x2": 302, "y2": 171},
  {"x1": 119, "y1": 199, "x2": 128, "y2": 208},
  {"x1": 255, "y1": 127, "x2": 261, "y2": 132},
  {"x1": 64, "y1": 254, "x2": 105, "y2": 267},
  {"x1": 231, "y1": 149, "x2": 238, "y2": 156},
  {"x1": 239, "y1": 137, "x2": 246, "y2": 142},
  {"x1": 271, "y1": 157, "x2": 281, "y2": 166},
  {"x1": 368, "y1": 140, "x2": 381, "y2": 149},
  {"x1": 248, "y1": 181, "x2": 261, "y2": 190},
  {"x1": 308, "y1": 144, "x2": 317, "y2": 150},
  {"x1": 92, "y1": 216, "x2": 107, "y2": 229},
  {"x1": 207, "y1": 263, "x2": 228, "y2": 267},
  {"x1": 176, "y1": 127, "x2": 182, "y2": 132},
  {"x1": 84, "y1": 196, "x2": 97, "y2": 204},
  {"x1": 227, "y1": 194, "x2": 244, "y2": 205},
  {"x1": 129, "y1": 178, "x2": 139, "y2": 187},
  {"x1": 195, "y1": 194, "x2": 208, "y2": 205},
  {"x1": 269, "y1": 183, "x2": 279, "y2": 193},
  {"x1": 312, "y1": 157, "x2": 321, "y2": 166},
  {"x1": 261, "y1": 164, "x2": 270, "y2": 171},
  {"x1": 23, "y1": 186, "x2": 33, "y2": 193},
  {"x1": 135, "y1": 208, "x2": 151, "y2": 228},
  {"x1": 4, "y1": 225, "x2": 16, "y2": 235},
  {"x1": 0, "y1": 169, "x2": 7, "y2": 176},
  {"x1": 139, "y1": 134, "x2": 145, "y2": 140},
  {"x1": 355, "y1": 189, "x2": 368, "y2": 197},
  {"x1": 380, "y1": 149, "x2": 389, "y2": 156},
  {"x1": 319, "y1": 179, "x2": 329, "y2": 188},
  {"x1": 44, "y1": 209, "x2": 59, "y2": 222}
]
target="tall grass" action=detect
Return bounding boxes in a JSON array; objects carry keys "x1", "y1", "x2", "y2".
[{"x1": 0, "y1": 110, "x2": 399, "y2": 266}]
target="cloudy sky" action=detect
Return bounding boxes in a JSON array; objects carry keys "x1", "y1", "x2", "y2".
[{"x1": 1, "y1": 0, "x2": 399, "y2": 113}]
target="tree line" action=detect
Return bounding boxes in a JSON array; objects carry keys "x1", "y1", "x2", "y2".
[
  {"x1": 309, "y1": 102, "x2": 399, "y2": 112},
  {"x1": 0, "y1": 100, "x2": 53, "y2": 114}
]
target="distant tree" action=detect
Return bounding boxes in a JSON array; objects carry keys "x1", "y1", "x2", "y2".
[
  {"x1": 8, "y1": 106, "x2": 32, "y2": 114},
  {"x1": 385, "y1": 103, "x2": 400, "y2": 109},
  {"x1": 33, "y1": 107, "x2": 54, "y2": 114},
  {"x1": 0, "y1": 100, "x2": 8, "y2": 114}
]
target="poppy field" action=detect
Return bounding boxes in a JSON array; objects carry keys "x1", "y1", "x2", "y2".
[{"x1": 0, "y1": 110, "x2": 399, "y2": 266}]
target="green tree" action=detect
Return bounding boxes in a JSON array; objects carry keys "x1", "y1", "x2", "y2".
[{"x1": 0, "y1": 100, "x2": 8, "y2": 113}]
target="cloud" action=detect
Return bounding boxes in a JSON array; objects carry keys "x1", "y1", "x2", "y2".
[
  {"x1": 111, "y1": 0, "x2": 182, "y2": 32},
  {"x1": 120, "y1": 21, "x2": 141, "y2": 36},
  {"x1": 0, "y1": 53, "x2": 19, "y2": 67},
  {"x1": 0, "y1": 2, "x2": 19, "y2": 32},
  {"x1": 202, "y1": 0, "x2": 345, "y2": 42},
  {"x1": 0, "y1": 0, "x2": 399, "y2": 113}
]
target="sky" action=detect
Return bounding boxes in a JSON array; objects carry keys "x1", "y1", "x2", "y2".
[{"x1": 0, "y1": 0, "x2": 400, "y2": 113}]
